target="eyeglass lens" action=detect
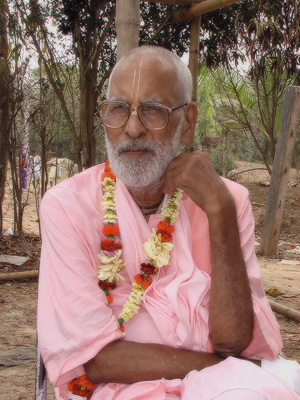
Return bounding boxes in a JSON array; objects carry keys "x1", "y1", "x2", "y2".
[{"x1": 101, "y1": 102, "x2": 169, "y2": 129}]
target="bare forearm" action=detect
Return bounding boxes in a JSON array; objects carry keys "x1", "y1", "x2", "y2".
[
  {"x1": 84, "y1": 340, "x2": 223, "y2": 384},
  {"x1": 161, "y1": 152, "x2": 254, "y2": 356},
  {"x1": 208, "y1": 197, "x2": 253, "y2": 355}
]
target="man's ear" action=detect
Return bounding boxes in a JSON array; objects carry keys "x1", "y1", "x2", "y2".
[{"x1": 180, "y1": 102, "x2": 198, "y2": 145}]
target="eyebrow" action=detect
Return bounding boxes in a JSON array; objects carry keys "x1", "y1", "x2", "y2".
[
  {"x1": 109, "y1": 96, "x2": 128, "y2": 103},
  {"x1": 108, "y1": 97, "x2": 166, "y2": 105},
  {"x1": 142, "y1": 98, "x2": 165, "y2": 105}
]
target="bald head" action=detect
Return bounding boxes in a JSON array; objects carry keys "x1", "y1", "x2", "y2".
[{"x1": 107, "y1": 46, "x2": 192, "y2": 104}]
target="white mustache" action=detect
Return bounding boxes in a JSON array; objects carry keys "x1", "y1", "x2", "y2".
[{"x1": 116, "y1": 140, "x2": 158, "y2": 155}]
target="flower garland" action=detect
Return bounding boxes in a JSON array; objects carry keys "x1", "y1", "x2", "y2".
[
  {"x1": 99, "y1": 160, "x2": 182, "y2": 331},
  {"x1": 67, "y1": 160, "x2": 182, "y2": 399}
]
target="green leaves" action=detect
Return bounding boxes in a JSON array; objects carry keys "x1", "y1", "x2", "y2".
[{"x1": 199, "y1": 0, "x2": 300, "y2": 80}]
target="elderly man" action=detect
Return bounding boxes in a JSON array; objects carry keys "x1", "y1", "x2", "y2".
[{"x1": 38, "y1": 46, "x2": 300, "y2": 400}]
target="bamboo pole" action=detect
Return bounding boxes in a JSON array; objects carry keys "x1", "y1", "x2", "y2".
[
  {"x1": 269, "y1": 300, "x2": 300, "y2": 323},
  {"x1": 173, "y1": 0, "x2": 242, "y2": 22},
  {"x1": 116, "y1": 0, "x2": 140, "y2": 61},
  {"x1": 0, "y1": 270, "x2": 39, "y2": 281},
  {"x1": 143, "y1": 0, "x2": 199, "y2": 4}
]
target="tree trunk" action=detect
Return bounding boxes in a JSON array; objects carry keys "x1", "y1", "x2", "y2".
[
  {"x1": 186, "y1": 16, "x2": 201, "y2": 152},
  {"x1": 20, "y1": 0, "x2": 83, "y2": 172},
  {"x1": 0, "y1": 0, "x2": 10, "y2": 234},
  {"x1": 260, "y1": 86, "x2": 300, "y2": 256},
  {"x1": 80, "y1": 61, "x2": 98, "y2": 168},
  {"x1": 116, "y1": 0, "x2": 140, "y2": 61}
]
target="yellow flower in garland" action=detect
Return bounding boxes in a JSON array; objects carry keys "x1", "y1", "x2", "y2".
[
  {"x1": 119, "y1": 282, "x2": 145, "y2": 322},
  {"x1": 161, "y1": 190, "x2": 183, "y2": 222}
]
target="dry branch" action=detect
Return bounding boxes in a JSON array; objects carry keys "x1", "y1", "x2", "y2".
[
  {"x1": 0, "y1": 270, "x2": 39, "y2": 282},
  {"x1": 269, "y1": 300, "x2": 300, "y2": 323}
]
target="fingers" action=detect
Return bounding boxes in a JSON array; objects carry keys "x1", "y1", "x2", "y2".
[{"x1": 161, "y1": 151, "x2": 229, "y2": 212}]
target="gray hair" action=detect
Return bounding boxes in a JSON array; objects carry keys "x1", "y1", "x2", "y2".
[{"x1": 106, "y1": 46, "x2": 192, "y2": 103}]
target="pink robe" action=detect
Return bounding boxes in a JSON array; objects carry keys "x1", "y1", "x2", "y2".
[{"x1": 38, "y1": 163, "x2": 297, "y2": 399}]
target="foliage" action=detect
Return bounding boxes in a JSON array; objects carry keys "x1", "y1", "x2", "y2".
[
  {"x1": 196, "y1": 57, "x2": 297, "y2": 172},
  {"x1": 199, "y1": 0, "x2": 300, "y2": 82},
  {"x1": 208, "y1": 145, "x2": 236, "y2": 176},
  {"x1": 48, "y1": 1, "x2": 191, "y2": 102},
  {"x1": 50, "y1": 0, "x2": 117, "y2": 82},
  {"x1": 17, "y1": 0, "x2": 191, "y2": 169},
  {"x1": 196, "y1": 64, "x2": 217, "y2": 144},
  {"x1": 139, "y1": 2, "x2": 190, "y2": 56}
]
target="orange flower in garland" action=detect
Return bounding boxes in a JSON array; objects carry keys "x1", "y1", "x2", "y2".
[
  {"x1": 102, "y1": 224, "x2": 120, "y2": 237},
  {"x1": 67, "y1": 374, "x2": 96, "y2": 399},
  {"x1": 106, "y1": 294, "x2": 113, "y2": 304},
  {"x1": 157, "y1": 220, "x2": 175, "y2": 242},
  {"x1": 156, "y1": 230, "x2": 172, "y2": 242},
  {"x1": 134, "y1": 273, "x2": 153, "y2": 289},
  {"x1": 157, "y1": 220, "x2": 175, "y2": 234},
  {"x1": 141, "y1": 263, "x2": 158, "y2": 275},
  {"x1": 102, "y1": 160, "x2": 116, "y2": 180},
  {"x1": 101, "y1": 239, "x2": 122, "y2": 251},
  {"x1": 102, "y1": 170, "x2": 116, "y2": 180},
  {"x1": 99, "y1": 280, "x2": 117, "y2": 291}
]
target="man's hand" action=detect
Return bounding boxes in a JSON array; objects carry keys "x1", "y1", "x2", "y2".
[{"x1": 160, "y1": 151, "x2": 230, "y2": 217}]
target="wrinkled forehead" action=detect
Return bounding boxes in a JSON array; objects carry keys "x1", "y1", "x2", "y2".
[{"x1": 108, "y1": 54, "x2": 178, "y2": 104}]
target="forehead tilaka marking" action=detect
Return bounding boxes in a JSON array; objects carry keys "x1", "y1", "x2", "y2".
[{"x1": 131, "y1": 59, "x2": 143, "y2": 108}]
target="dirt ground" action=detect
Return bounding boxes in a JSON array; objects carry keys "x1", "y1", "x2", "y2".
[{"x1": 0, "y1": 161, "x2": 300, "y2": 400}]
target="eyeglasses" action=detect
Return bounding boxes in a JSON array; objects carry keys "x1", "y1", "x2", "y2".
[{"x1": 99, "y1": 100, "x2": 187, "y2": 130}]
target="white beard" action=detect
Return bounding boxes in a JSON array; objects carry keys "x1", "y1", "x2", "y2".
[{"x1": 105, "y1": 123, "x2": 183, "y2": 192}]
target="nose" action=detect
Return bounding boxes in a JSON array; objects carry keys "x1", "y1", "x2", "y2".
[{"x1": 125, "y1": 106, "x2": 146, "y2": 138}]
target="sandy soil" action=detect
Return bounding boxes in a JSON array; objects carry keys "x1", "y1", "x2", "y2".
[{"x1": 0, "y1": 161, "x2": 300, "y2": 400}]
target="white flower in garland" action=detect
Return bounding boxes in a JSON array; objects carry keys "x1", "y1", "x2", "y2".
[
  {"x1": 97, "y1": 249, "x2": 126, "y2": 282},
  {"x1": 143, "y1": 230, "x2": 174, "y2": 268},
  {"x1": 103, "y1": 199, "x2": 116, "y2": 210},
  {"x1": 103, "y1": 212, "x2": 118, "y2": 224},
  {"x1": 102, "y1": 176, "x2": 116, "y2": 188}
]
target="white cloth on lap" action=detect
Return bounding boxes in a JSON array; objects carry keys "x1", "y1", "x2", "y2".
[{"x1": 261, "y1": 355, "x2": 300, "y2": 394}]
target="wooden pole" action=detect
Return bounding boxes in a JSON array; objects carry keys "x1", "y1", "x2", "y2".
[
  {"x1": 269, "y1": 300, "x2": 300, "y2": 323},
  {"x1": 189, "y1": 17, "x2": 201, "y2": 104},
  {"x1": 173, "y1": 0, "x2": 242, "y2": 22},
  {"x1": 116, "y1": 0, "x2": 140, "y2": 61},
  {"x1": 143, "y1": 0, "x2": 199, "y2": 4},
  {"x1": 186, "y1": 16, "x2": 201, "y2": 152},
  {"x1": 0, "y1": 270, "x2": 39, "y2": 281},
  {"x1": 260, "y1": 86, "x2": 300, "y2": 256}
]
